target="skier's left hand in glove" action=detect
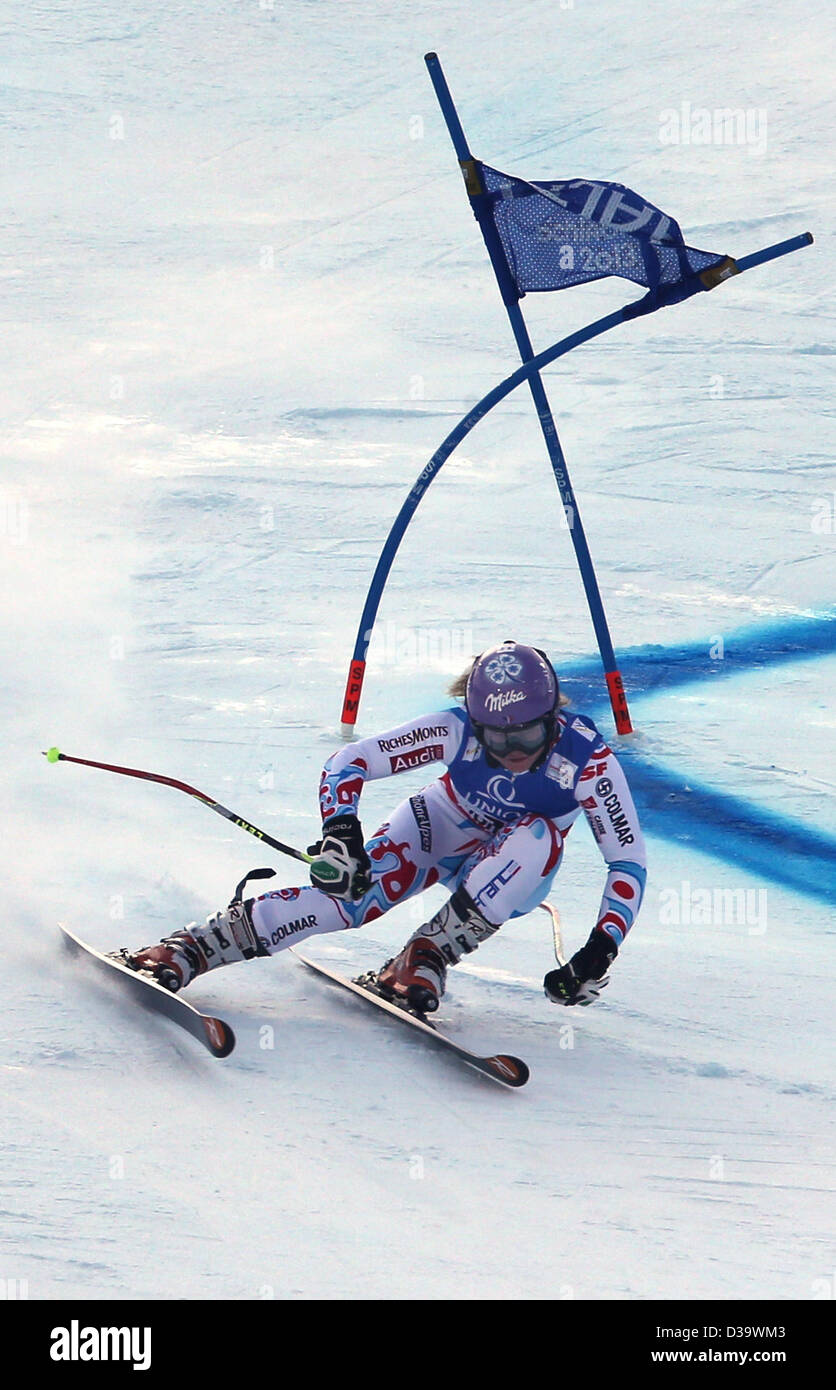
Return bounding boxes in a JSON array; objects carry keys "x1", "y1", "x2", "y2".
[
  {"x1": 308, "y1": 814, "x2": 372, "y2": 901},
  {"x1": 544, "y1": 929, "x2": 618, "y2": 1007}
]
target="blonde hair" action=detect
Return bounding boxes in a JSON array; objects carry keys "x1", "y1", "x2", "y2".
[{"x1": 448, "y1": 655, "x2": 571, "y2": 707}]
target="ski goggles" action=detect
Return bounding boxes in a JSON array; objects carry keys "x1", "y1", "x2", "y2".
[{"x1": 477, "y1": 717, "x2": 551, "y2": 756}]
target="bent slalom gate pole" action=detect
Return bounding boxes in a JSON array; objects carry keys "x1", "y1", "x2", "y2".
[
  {"x1": 338, "y1": 227, "x2": 812, "y2": 737},
  {"x1": 42, "y1": 747, "x2": 314, "y2": 866},
  {"x1": 425, "y1": 52, "x2": 634, "y2": 735},
  {"x1": 339, "y1": 300, "x2": 629, "y2": 736}
]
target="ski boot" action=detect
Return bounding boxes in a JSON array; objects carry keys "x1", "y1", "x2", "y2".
[
  {"x1": 376, "y1": 936, "x2": 448, "y2": 1014},
  {"x1": 122, "y1": 930, "x2": 207, "y2": 992},
  {"x1": 123, "y1": 900, "x2": 263, "y2": 992},
  {"x1": 376, "y1": 887, "x2": 500, "y2": 1013}
]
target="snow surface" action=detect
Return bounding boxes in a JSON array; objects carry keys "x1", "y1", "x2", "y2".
[{"x1": 2, "y1": 0, "x2": 834, "y2": 1302}]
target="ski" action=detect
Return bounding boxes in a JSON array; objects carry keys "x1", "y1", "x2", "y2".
[
  {"x1": 292, "y1": 949, "x2": 529, "y2": 1088},
  {"x1": 59, "y1": 924, "x2": 235, "y2": 1058}
]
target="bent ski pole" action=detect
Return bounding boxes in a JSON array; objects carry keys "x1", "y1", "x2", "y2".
[
  {"x1": 539, "y1": 901, "x2": 567, "y2": 966},
  {"x1": 42, "y1": 746, "x2": 314, "y2": 866}
]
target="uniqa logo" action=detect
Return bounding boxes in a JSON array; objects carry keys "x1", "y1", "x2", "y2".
[{"x1": 485, "y1": 774, "x2": 526, "y2": 807}]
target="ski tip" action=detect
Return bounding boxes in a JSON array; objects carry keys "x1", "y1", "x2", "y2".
[
  {"x1": 202, "y1": 1016, "x2": 235, "y2": 1058},
  {"x1": 486, "y1": 1054, "x2": 530, "y2": 1087}
]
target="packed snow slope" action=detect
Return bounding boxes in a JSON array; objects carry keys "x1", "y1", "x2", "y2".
[{"x1": 2, "y1": 0, "x2": 833, "y2": 1300}]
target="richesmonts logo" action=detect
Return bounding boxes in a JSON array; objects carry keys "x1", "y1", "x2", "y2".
[{"x1": 50, "y1": 1320, "x2": 151, "y2": 1371}]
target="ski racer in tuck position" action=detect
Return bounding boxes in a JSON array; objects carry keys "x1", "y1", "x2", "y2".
[{"x1": 126, "y1": 641, "x2": 647, "y2": 1012}]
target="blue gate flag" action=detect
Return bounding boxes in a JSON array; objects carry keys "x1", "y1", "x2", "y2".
[{"x1": 475, "y1": 162, "x2": 728, "y2": 300}]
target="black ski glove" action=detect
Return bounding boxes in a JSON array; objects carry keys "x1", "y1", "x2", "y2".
[
  {"x1": 308, "y1": 814, "x2": 372, "y2": 901},
  {"x1": 544, "y1": 930, "x2": 618, "y2": 1007}
]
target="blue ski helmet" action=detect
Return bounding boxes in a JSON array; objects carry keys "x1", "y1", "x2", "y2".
[{"x1": 465, "y1": 642, "x2": 559, "y2": 737}]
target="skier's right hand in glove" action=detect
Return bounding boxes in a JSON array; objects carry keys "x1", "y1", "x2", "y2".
[
  {"x1": 544, "y1": 961, "x2": 610, "y2": 1006},
  {"x1": 308, "y1": 814, "x2": 372, "y2": 901},
  {"x1": 544, "y1": 929, "x2": 617, "y2": 1007}
]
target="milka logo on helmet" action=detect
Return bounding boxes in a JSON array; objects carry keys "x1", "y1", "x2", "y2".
[
  {"x1": 483, "y1": 652, "x2": 524, "y2": 686},
  {"x1": 484, "y1": 688, "x2": 526, "y2": 713}
]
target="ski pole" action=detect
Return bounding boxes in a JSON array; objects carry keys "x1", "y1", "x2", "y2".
[
  {"x1": 42, "y1": 746, "x2": 315, "y2": 866},
  {"x1": 539, "y1": 901, "x2": 566, "y2": 965}
]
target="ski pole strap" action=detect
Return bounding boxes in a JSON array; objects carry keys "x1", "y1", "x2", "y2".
[{"x1": 231, "y1": 867, "x2": 277, "y2": 903}]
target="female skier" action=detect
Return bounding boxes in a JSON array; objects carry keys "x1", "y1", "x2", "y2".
[{"x1": 125, "y1": 641, "x2": 647, "y2": 1011}]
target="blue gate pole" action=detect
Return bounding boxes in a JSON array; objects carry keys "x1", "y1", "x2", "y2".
[
  {"x1": 339, "y1": 304, "x2": 629, "y2": 734},
  {"x1": 424, "y1": 52, "x2": 633, "y2": 734}
]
